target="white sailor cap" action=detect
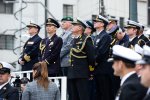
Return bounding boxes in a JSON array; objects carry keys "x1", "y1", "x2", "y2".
[
  {"x1": 72, "y1": 17, "x2": 87, "y2": 29},
  {"x1": 108, "y1": 16, "x2": 118, "y2": 23},
  {"x1": 136, "y1": 45, "x2": 150, "y2": 64},
  {"x1": 124, "y1": 20, "x2": 141, "y2": 29},
  {"x1": 26, "y1": 20, "x2": 41, "y2": 30},
  {"x1": 0, "y1": 61, "x2": 15, "y2": 74},
  {"x1": 108, "y1": 45, "x2": 142, "y2": 64},
  {"x1": 134, "y1": 39, "x2": 145, "y2": 55},
  {"x1": 134, "y1": 44, "x2": 144, "y2": 55},
  {"x1": 93, "y1": 15, "x2": 109, "y2": 25},
  {"x1": 138, "y1": 23, "x2": 145, "y2": 30}
]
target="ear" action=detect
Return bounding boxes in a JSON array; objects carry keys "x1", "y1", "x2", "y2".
[{"x1": 118, "y1": 60, "x2": 123, "y2": 69}]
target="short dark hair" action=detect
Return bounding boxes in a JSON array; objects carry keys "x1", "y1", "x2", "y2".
[{"x1": 124, "y1": 62, "x2": 135, "y2": 68}]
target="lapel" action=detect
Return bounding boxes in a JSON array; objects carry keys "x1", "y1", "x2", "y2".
[
  {"x1": 131, "y1": 36, "x2": 138, "y2": 45},
  {"x1": 144, "y1": 94, "x2": 150, "y2": 100},
  {"x1": 94, "y1": 30, "x2": 105, "y2": 45},
  {"x1": 0, "y1": 83, "x2": 10, "y2": 97},
  {"x1": 115, "y1": 73, "x2": 138, "y2": 99},
  {"x1": 46, "y1": 34, "x2": 57, "y2": 48},
  {"x1": 23, "y1": 34, "x2": 38, "y2": 48},
  {"x1": 122, "y1": 73, "x2": 137, "y2": 86}
]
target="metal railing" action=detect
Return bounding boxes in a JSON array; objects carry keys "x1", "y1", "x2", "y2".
[{"x1": 11, "y1": 71, "x2": 67, "y2": 100}]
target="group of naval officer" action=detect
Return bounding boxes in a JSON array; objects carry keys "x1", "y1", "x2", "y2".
[{"x1": 15, "y1": 14, "x2": 150, "y2": 100}]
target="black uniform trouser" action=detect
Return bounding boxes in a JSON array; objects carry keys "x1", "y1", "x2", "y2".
[
  {"x1": 68, "y1": 78, "x2": 89, "y2": 100},
  {"x1": 95, "y1": 74, "x2": 112, "y2": 100}
]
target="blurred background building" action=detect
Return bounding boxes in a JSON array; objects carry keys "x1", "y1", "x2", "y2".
[{"x1": 0, "y1": 0, "x2": 149, "y2": 70}]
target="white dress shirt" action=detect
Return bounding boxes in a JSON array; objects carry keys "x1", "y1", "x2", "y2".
[{"x1": 0, "y1": 81, "x2": 9, "y2": 90}]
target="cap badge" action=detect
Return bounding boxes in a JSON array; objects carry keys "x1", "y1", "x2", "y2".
[{"x1": 48, "y1": 18, "x2": 51, "y2": 22}]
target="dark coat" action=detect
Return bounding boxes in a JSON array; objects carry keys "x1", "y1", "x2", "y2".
[
  {"x1": 93, "y1": 30, "x2": 111, "y2": 75},
  {"x1": 19, "y1": 34, "x2": 41, "y2": 71},
  {"x1": 143, "y1": 94, "x2": 150, "y2": 100},
  {"x1": 39, "y1": 34, "x2": 63, "y2": 76},
  {"x1": 67, "y1": 34, "x2": 95, "y2": 79},
  {"x1": 116, "y1": 34, "x2": 129, "y2": 46},
  {"x1": 138, "y1": 34, "x2": 149, "y2": 43},
  {"x1": 124, "y1": 36, "x2": 139, "y2": 48},
  {"x1": 0, "y1": 83, "x2": 19, "y2": 100},
  {"x1": 117, "y1": 73, "x2": 147, "y2": 100}
]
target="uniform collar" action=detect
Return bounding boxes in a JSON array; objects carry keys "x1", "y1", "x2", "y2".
[
  {"x1": 120, "y1": 71, "x2": 136, "y2": 86},
  {"x1": 72, "y1": 34, "x2": 82, "y2": 39},
  {"x1": 0, "y1": 81, "x2": 9, "y2": 90},
  {"x1": 138, "y1": 34, "x2": 142, "y2": 38},
  {"x1": 129, "y1": 36, "x2": 136, "y2": 42},
  {"x1": 48, "y1": 33, "x2": 56, "y2": 39},
  {"x1": 30, "y1": 34, "x2": 37, "y2": 38},
  {"x1": 96, "y1": 29, "x2": 104, "y2": 35}
]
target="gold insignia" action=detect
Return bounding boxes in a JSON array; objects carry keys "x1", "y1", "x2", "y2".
[
  {"x1": 0, "y1": 63, "x2": 3, "y2": 69},
  {"x1": 24, "y1": 54, "x2": 31, "y2": 62},
  {"x1": 89, "y1": 65, "x2": 94, "y2": 71},
  {"x1": 138, "y1": 39, "x2": 145, "y2": 46}
]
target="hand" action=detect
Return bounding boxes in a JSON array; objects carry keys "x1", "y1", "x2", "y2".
[{"x1": 19, "y1": 60, "x2": 25, "y2": 65}]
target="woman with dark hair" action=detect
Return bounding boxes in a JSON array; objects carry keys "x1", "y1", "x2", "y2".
[{"x1": 22, "y1": 61, "x2": 60, "y2": 100}]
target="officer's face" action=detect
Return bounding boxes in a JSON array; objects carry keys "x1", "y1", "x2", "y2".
[
  {"x1": 61, "y1": 21, "x2": 72, "y2": 30},
  {"x1": 135, "y1": 64, "x2": 143, "y2": 75},
  {"x1": 94, "y1": 21, "x2": 104, "y2": 29},
  {"x1": 84, "y1": 27, "x2": 92, "y2": 35},
  {"x1": 0, "y1": 73, "x2": 10, "y2": 85},
  {"x1": 140, "y1": 64, "x2": 150, "y2": 87},
  {"x1": 28, "y1": 27, "x2": 38, "y2": 35},
  {"x1": 116, "y1": 32, "x2": 123, "y2": 40},
  {"x1": 72, "y1": 25, "x2": 82, "y2": 34},
  {"x1": 126, "y1": 27, "x2": 137, "y2": 36},
  {"x1": 46, "y1": 25, "x2": 56, "y2": 34},
  {"x1": 112, "y1": 60, "x2": 122, "y2": 76},
  {"x1": 107, "y1": 22, "x2": 115, "y2": 31}
]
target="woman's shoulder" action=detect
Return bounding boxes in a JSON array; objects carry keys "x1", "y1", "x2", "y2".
[
  {"x1": 26, "y1": 80, "x2": 37, "y2": 87},
  {"x1": 49, "y1": 82, "x2": 58, "y2": 89}
]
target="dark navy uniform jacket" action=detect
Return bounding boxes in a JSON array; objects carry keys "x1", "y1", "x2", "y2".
[
  {"x1": 138, "y1": 34, "x2": 149, "y2": 43},
  {"x1": 39, "y1": 34, "x2": 63, "y2": 76},
  {"x1": 19, "y1": 34, "x2": 41, "y2": 71},
  {"x1": 93, "y1": 30, "x2": 111, "y2": 75},
  {"x1": 124, "y1": 36, "x2": 139, "y2": 48},
  {"x1": 67, "y1": 34, "x2": 95, "y2": 79},
  {"x1": 116, "y1": 34, "x2": 129, "y2": 46},
  {"x1": 116, "y1": 73, "x2": 147, "y2": 100},
  {"x1": 0, "y1": 83, "x2": 19, "y2": 100}
]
